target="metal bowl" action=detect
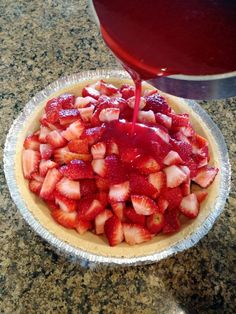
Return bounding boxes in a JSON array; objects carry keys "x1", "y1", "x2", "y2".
[{"x1": 4, "y1": 70, "x2": 231, "y2": 266}]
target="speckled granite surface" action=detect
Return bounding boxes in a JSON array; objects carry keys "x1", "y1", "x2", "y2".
[{"x1": 0, "y1": 1, "x2": 235, "y2": 313}]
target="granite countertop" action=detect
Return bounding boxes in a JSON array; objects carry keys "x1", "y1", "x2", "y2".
[{"x1": 0, "y1": 1, "x2": 235, "y2": 313}]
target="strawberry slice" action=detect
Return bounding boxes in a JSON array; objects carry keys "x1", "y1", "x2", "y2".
[
  {"x1": 154, "y1": 127, "x2": 170, "y2": 143},
  {"x1": 59, "y1": 109, "x2": 81, "y2": 125},
  {"x1": 105, "y1": 155, "x2": 128, "y2": 184},
  {"x1": 181, "y1": 177, "x2": 191, "y2": 196},
  {"x1": 122, "y1": 223, "x2": 152, "y2": 245},
  {"x1": 109, "y1": 181, "x2": 130, "y2": 202},
  {"x1": 192, "y1": 166, "x2": 218, "y2": 188},
  {"x1": 40, "y1": 144, "x2": 53, "y2": 160},
  {"x1": 95, "y1": 209, "x2": 113, "y2": 234},
  {"x1": 29, "y1": 180, "x2": 42, "y2": 195},
  {"x1": 23, "y1": 134, "x2": 40, "y2": 151},
  {"x1": 31, "y1": 172, "x2": 44, "y2": 182},
  {"x1": 60, "y1": 160, "x2": 93, "y2": 180},
  {"x1": 62, "y1": 120, "x2": 85, "y2": 141},
  {"x1": 68, "y1": 139, "x2": 89, "y2": 154},
  {"x1": 80, "y1": 179, "x2": 97, "y2": 197},
  {"x1": 104, "y1": 216, "x2": 124, "y2": 246},
  {"x1": 107, "y1": 140, "x2": 119, "y2": 155},
  {"x1": 163, "y1": 209, "x2": 180, "y2": 234},
  {"x1": 127, "y1": 96, "x2": 146, "y2": 109},
  {"x1": 134, "y1": 155, "x2": 160, "y2": 175},
  {"x1": 91, "y1": 159, "x2": 106, "y2": 177},
  {"x1": 164, "y1": 165, "x2": 188, "y2": 188},
  {"x1": 99, "y1": 108, "x2": 120, "y2": 122},
  {"x1": 56, "y1": 177, "x2": 81, "y2": 200},
  {"x1": 125, "y1": 207, "x2": 146, "y2": 226},
  {"x1": 131, "y1": 195, "x2": 157, "y2": 215},
  {"x1": 75, "y1": 96, "x2": 97, "y2": 108},
  {"x1": 78, "y1": 106, "x2": 95, "y2": 122},
  {"x1": 81, "y1": 126, "x2": 105, "y2": 145},
  {"x1": 170, "y1": 113, "x2": 189, "y2": 127},
  {"x1": 40, "y1": 168, "x2": 62, "y2": 199},
  {"x1": 195, "y1": 190, "x2": 208, "y2": 203},
  {"x1": 111, "y1": 202, "x2": 125, "y2": 221},
  {"x1": 145, "y1": 93, "x2": 171, "y2": 114},
  {"x1": 76, "y1": 217, "x2": 92, "y2": 235},
  {"x1": 148, "y1": 171, "x2": 166, "y2": 194},
  {"x1": 58, "y1": 94, "x2": 75, "y2": 109},
  {"x1": 157, "y1": 198, "x2": 169, "y2": 213},
  {"x1": 130, "y1": 173, "x2": 158, "y2": 198},
  {"x1": 191, "y1": 134, "x2": 208, "y2": 157},
  {"x1": 55, "y1": 192, "x2": 77, "y2": 212},
  {"x1": 39, "y1": 159, "x2": 57, "y2": 177},
  {"x1": 161, "y1": 187, "x2": 183, "y2": 210},
  {"x1": 119, "y1": 84, "x2": 135, "y2": 99},
  {"x1": 51, "y1": 208, "x2": 78, "y2": 228},
  {"x1": 100, "y1": 81, "x2": 118, "y2": 96},
  {"x1": 54, "y1": 146, "x2": 91, "y2": 164},
  {"x1": 155, "y1": 113, "x2": 172, "y2": 129},
  {"x1": 91, "y1": 142, "x2": 106, "y2": 159},
  {"x1": 180, "y1": 193, "x2": 199, "y2": 218},
  {"x1": 138, "y1": 110, "x2": 156, "y2": 124},
  {"x1": 170, "y1": 139, "x2": 192, "y2": 162},
  {"x1": 163, "y1": 150, "x2": 183, "y2": 166},
  {"x1": 22, "y1": 149, "x2": 41, "y2": 179},
  {"x1": 46, "y1": 130, "x2": 67, "y2": 148},
  {"x1": 95, "y1": 177, "x2": 110, "y2": 191},
  {"x1": 82, "y1": 86, "x2": 100, "y2": 100},
  {"x1": 146, "y1": 212, "x2": 164, "y2": 234},
  {"x1": 39, "y1": 125, "x2": 51, "y2": 143},
  {"x1": 79, "y1": 199, "x2": 103, "y2": 221},
  {"x1": 96, "y1": 191, "x2": 109, "y2": 207},
  {"x1": 45, "y1": 98, "x2": 61, "y2": 123}
]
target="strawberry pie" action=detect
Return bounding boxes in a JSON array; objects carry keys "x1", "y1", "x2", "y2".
[{"x1": 21, "y1": 79, "x2": 219, "y2": 247}]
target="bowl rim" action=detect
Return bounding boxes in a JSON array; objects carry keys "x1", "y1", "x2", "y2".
[{"x1": 4, "y1": 69, "x2": 231, "y2": 266}]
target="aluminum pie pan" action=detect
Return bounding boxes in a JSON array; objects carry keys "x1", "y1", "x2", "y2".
[{"x1": 3, "y1": 69, "x2": 231, "y2": 267}]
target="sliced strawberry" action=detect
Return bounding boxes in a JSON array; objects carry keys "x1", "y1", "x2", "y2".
[
  {"x1": 80, "y1": 179, "x2": 97, "y2": 197},
  {"x1": 81, "y1": 126, "x2": 105, "y2": 145},
  {"x1": 163, "y1": 209, "x2": 180, "y2": 234},
  {"x1": 125, "y1": 207, "x2": 146, "y2": 226},
  {"x1": 179, "y1": 165, "x2": 191, "y2": 177},
  {"x1": 100, "y1": 81, "x2": 118, "y2": 96},
  {"x1": 29, "y1": 180, "x2": 42, "y2": 195},
  {"x1": 23, "y1": 134, "x2": 40, "y2": 151},
  {"x1": 163, "y1": 150, "x2": 183, "y2": 166},
  {"x1": 75, "y1": 96, "x2": 97, "y2": 108},
  {"x1": 54, "y1": 146, "x2": 91, "y2": 164},
  {"x1": 45, "y1": 200, "x2": 59, "y2": 211},
  {"x1": 39, "y1": 159, "x2": 57, "y2": 177},
  {"x1": 56, "y1": 177, "x2": 81, "y2": 200},
  {"x1": 138, "y1": 110, "x2": 156, "y2": 124},
  {"x1": 171, "y1": 139, "x2": 192, "y2": 162},
  {"x1": 59, "y1": 109, "x2": 81, "y2": 125},
  {"x1": 180, "y1": 193, "x2": 199, "y2": 218},
  {"x1": 119, "y1": 84, "x2": 135, "y2": 99},
  {"x1": 31, "y1": 172, "x2": 44, "y2": 182},
  {"x1": 127, "y1": 96, "x2": 146, "y2": 109},
  {"x1": 107, "y1": 140, "x2": 119, "y2": 155},
  {"x1": 162, "y1": 187, "x2": 183, "y2": 210},
  {"x1": 76, "y1": 217, "x2": 92, "y2": 235},
  {"x1": 148, "y1": 171, "x2": 166, "y2": 194},
  {"x1": 40, "y1": 114, "x2": 63, "y2": 131},
  {"x1": 172, "y1": 131, "x2": 191, "y2": 144},
  {"x1": 154, "y1": 127, "x2": 170, "y2": 143},
  {"x1": 40, "y1": 168, "x2": 62, "y2": 199},
  {"x1": 79, "y1": 199, "x2": 103, "y2": 221},
  {"x1": 155, "y1": 113, "x2": 172, "y2": 129},
  {"x1": 193, "y1": 155, "x2": 208, "y2": 168},
  {"x1": 55, "y1": 192, "x2": 77, "y2": 212},
  {"x1": 99, "y1": 108, "x2": 120, "y2": 122},
  {"x1": 145, "y1": 93, "x2": 171, "y2": 114},
  {"x1": 96, "y1": 191, "x2": 109, "y2": 207},
  {"x1": 130, "y1": 173, "x2": 158, "y2": 198},
  {"x1": 95, "y1": 209, "x2": 113, "y2": 234},
  {"x1": 46, "y1": 130, "x2": 67, "y2": 148},
  {"x1": 62, "y1": 120, "x2": 85, "y2": 141},
  {"x1": 40, "y1": 143, "x2": 53, "y2": 160},
  {"x1": 91, "y1": 142, "x2": 106, "y2": 159},
  {"x1": 146, "y1": 212, "x2": 164, "y2": 234},
  {"x1": 181, "y1": 177, "x2": 191, "y2": 196},
  {"x1": 39, "y1": 125, "x2": 51, "y2": 143},
  {"x1": 164, "y1": 165, "x2": 188, "y2": 188},
  {"x1": 95, "y1": 177, "x2": 110, "y2": 191},
  {"x1": 91, "y1": 159, "x2": 106, "y2": 177},
  {"x1": 157, "y1": 198, "x2": 169, "y2": 213},
  {"x1": 82, "y1": 86, "x2": 100, "y2": 100},
  {"x1": 111, "y1": 202, "x2": 125, "y2": 221},
  {"x1": 58, "y1": 93, "x2": 75, "y2": 109},
  {"x1": 178, "y1": 125, "x2": 195, "y2": 137},
  {"x1": 192, "y1": 166, "x2": 219, "y2": 188},
  {"x1": 78, "y1": 106, "x2": 95, "y2": 122},
  {"x1": 51, "y1": 208, "x2": 78, "y2": 228},
  {"x1": 22, "y1": 149, "x2": 41, "y2": 179},
  {"x1": 191, "y1": 134, "x2": 208, "y2": 157},
  {"x1": 131, "y1": 195, "x2": 157, "y2": 215},
  {"x1": 60, "y1": 160, "x2": 93, "y2": 180},
  {"x1": 134, "y1": 155, "x2": 160, "y2": 175},
  {"x1": 109, "y1": 181, "x2": 130, "y2": 202},
  {"x1": 68, "y1": 139, "x2": 89, "y2": 154},
  {"x1": 195, "y1": 190, "x2": 208, "y2": 203},
  {"x1": 45, "y1": 98, "x2": 61, "y2": 123},
  {"x1": 105, "y1": 155, "x2": 128, "y2": 184},
  {"x1": 122, "y1": 223, "x2": 152, "y2": 245},
  {"x1": 104, "y1": 216, "x2": 124, "y2": 246},
  {"x1": 170, "y1": 113, "x2": 189, "y2": 127}
]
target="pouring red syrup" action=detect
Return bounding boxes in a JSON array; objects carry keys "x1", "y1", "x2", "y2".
[{"x1": 93, "y1": 0, "x2": 236, "y2": 127}]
